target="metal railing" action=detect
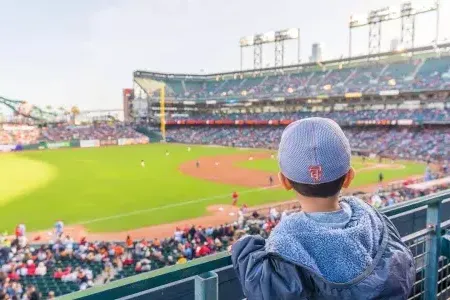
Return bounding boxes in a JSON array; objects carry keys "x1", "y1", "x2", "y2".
[{"x1": 59, "y1": 190, "x2": 450, "y2": 300}]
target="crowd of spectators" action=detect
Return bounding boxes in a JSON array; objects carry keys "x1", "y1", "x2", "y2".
[
  {"x1": 155, "y1": 55, "x2": 450, "y2": 99},
  {"x1": 40, "y1": 124, "x2": 145, "y2": 142},
  {"x1": 2, "y1": 170, "x2": 450, "y2": 299},
  {"x1": 0, "y1": 209, "x2": 283, "y2": 299},
  {"x1": 166, "y1": 126, "x2": 281, "y2": 149},
  {"x1": 167, "y1": 108, "x2": 450, "y2": 124},
  {"x1": 166, "y1": 126, "x2": 450, "y2": 161},
  {"x1": 0, "y1": 123, "x2": 146, "y2": 146},
  {"x1": 364, "y1": 177, "x2": 450, "y2": 209},
  {"x1": 0, "y1": 128, "x2": 41, "y2": 146}
]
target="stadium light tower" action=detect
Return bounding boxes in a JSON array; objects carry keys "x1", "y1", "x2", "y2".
[
  {"x1": 348, "y1": 1, "x2": 439, "y2": 58},
  {"x1": 253, "y1": 34, "x2": 264, "y2": 70},
  {"x1": 239, "y1": 28, "x2": 300, "y2": 70}
]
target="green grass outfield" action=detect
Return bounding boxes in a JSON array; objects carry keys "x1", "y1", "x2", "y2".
[{"x1": 0, "y1": 144, "x2": 425, "y2": 233}]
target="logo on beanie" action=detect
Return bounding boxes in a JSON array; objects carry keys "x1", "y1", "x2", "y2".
[{"x1": 308, "y1": 165, "x2": 323, "y2": 182}]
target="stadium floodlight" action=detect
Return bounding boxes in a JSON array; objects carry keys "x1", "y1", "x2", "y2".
[
  {"x1": 348, "y1": 1, "x2": 439, "y2": 59},
  {"x1": 263, "y1": 31, "x2": 276, "y2": 42},
  {"x1": 387, "y1": 5, "x2": 401, "y2": 19},
  {"x1": 286, "y1": 28, "x2": 299, "y2": 39},
  {"x1": 239, "y1": 27, "x2": 300, "y2": 70},
  {"x1": 349, "y1": 14, "x2": 367, "y2": 27},
  {"x1": 240, "y1": 36, "x2": 254, "y2": 47},
  {"x1": 401, "y1": 2, "x2": 413, "y2": 14},
  {"x1": 253, "y1": 34, "x2": 265, "y2": 44},
  {"x1": 409, "y1": 0, "x2": 437, "y2": 12}
]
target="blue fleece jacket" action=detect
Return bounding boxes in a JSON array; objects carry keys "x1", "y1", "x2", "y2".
[{"x1": 232, "y1": 197, "x2": 415, "y2": 300}]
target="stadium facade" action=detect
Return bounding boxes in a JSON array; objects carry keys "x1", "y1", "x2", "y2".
[{"x1": 127, "y1": 43, "x2": 450, "y2": 124}]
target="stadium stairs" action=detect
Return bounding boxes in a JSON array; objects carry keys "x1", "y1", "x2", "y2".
[{"x1": 59, "y1": 190, "x2": 450, "y2": 300}]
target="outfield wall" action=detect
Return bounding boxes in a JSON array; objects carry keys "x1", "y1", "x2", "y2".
[{"x1": 0, "y1": 137, "x2": 149, "y2": 153}]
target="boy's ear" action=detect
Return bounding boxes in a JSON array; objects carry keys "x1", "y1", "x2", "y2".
[
  {"x1": 278, "y1": 172, "x2": 293, "y2": 191},
  {"x1": 342, "y1": 167, "x2": 355, "y2": 188}
]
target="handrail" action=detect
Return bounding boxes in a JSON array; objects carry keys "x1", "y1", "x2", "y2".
[
  {"x1": 58, "y1": 190, "x2": 450, "y2": 299},
  {"x1": 57, "y1": 252, "x2": 232, "y2": 300},
  {"x1": 381, "y1": 189, "x2": 450, "y2": 217}
]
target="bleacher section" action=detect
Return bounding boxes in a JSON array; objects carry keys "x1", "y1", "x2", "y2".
[
  {"x1": 346, "y1": 64, "x2": 384, "y2": 92},
  {"x1": 17, "y1": 258, "x2": 103, "y2": 297},
  {"x1": 165, "y1": 126, "x2": 450, "y2": 160},
  {"x1": 134, "y1": 52, "x2": 450, "y2": 100},
  {"x1": 166, "y1": 109, "x2": 450, "y2": 124},
  {"x1": 0, "y1": 124, "x2": 147, "y2": 147},
  {"x1": 51, "y1": 191, "x2": 450, "y2": 299}
]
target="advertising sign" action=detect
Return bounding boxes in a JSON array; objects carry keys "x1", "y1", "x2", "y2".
[
  {"x1": 47, "y1": 141, "x2": 71, "y2": 149},
  {"x1": 80, "y1": 140, "x2": 100, "y2": 148},
  {"x1": 100, "y1": 139, "x2": 118, "y2": 146},
  {"x1": 0, "y1": 145, "x2": 16, "y2": 152}
]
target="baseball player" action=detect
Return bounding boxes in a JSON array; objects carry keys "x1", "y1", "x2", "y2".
[
  {"x1": 232, "y1": 191, "x2": 239, "y2": 206},
  {"x1": 378, "y1": 172, "x2": 384, "y2": 184},
  {"x1": 141, "y1": 160, "x2": 145, "y2": 168}
]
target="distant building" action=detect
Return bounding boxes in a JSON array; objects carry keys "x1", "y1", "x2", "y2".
[
  {"x1": 123, "y1": 88, "x2": 134, "y2": 122},
  {"x1": 390, "y1": 38, "x2": 400, "y2": 52},
  {"x1": 310, "y1": 43, "x2": 322, "y2": 62}
]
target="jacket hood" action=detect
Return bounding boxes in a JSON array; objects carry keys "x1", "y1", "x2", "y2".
[{"x1": 266, "y1": 197, "x2": 384, "y2": 283}]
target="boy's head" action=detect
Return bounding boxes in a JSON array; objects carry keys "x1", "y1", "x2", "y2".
[{"x1": 278, "y1": 117, "x2": 354, "y2": 198}]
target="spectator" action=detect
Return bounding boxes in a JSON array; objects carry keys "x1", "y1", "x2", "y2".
[
  {"x1": 232, "y1": 118, "x2": 414, "y2": 299},
  {"x1": 177, "y1": 256, "x2": 187, "y2": 264},
  {"x1": 35, "y1": 262, "x2": 46, "y2": 276}
]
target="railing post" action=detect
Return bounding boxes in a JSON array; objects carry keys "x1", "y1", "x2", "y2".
[
  {"x1": 195, "y1": 271, "x2": 218, "y2": 300},
  {"x1": 425, "y1": 201, "x2": 442, "y2": 299}
]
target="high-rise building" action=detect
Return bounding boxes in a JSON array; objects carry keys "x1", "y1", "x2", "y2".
[{"x1": 310, "y1": 43, "x2": 322, "y2": 62}]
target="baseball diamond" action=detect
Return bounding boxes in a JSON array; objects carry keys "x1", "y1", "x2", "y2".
[{"x1": 0, "y1": 143, "x2": 425, "y2": 234}]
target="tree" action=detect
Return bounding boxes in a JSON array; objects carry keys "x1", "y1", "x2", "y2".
[
  {"x1": 70, "y1": 106, "x2": 80, "y2": 124},
  {"x1": 71, "y1": 106, "x2": 80, "y2": 116}
]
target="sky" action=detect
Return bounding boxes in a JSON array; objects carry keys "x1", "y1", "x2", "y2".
[{"x1": 0, "y1": 0, "x2": 448, "y2": 111}]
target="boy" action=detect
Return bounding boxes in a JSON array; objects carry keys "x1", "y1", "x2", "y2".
[{"x1": 231, "y1": 118, "x2": 414, "y2": 300}]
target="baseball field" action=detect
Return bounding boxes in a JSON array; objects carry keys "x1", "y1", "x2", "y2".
[{"x1": 0, "y1": 143, "x2": 425, "y2": 236}]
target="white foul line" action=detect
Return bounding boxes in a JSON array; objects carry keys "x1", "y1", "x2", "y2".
[{"x1": 77, "y1": 185, "x2": 280, "y2": 225}]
